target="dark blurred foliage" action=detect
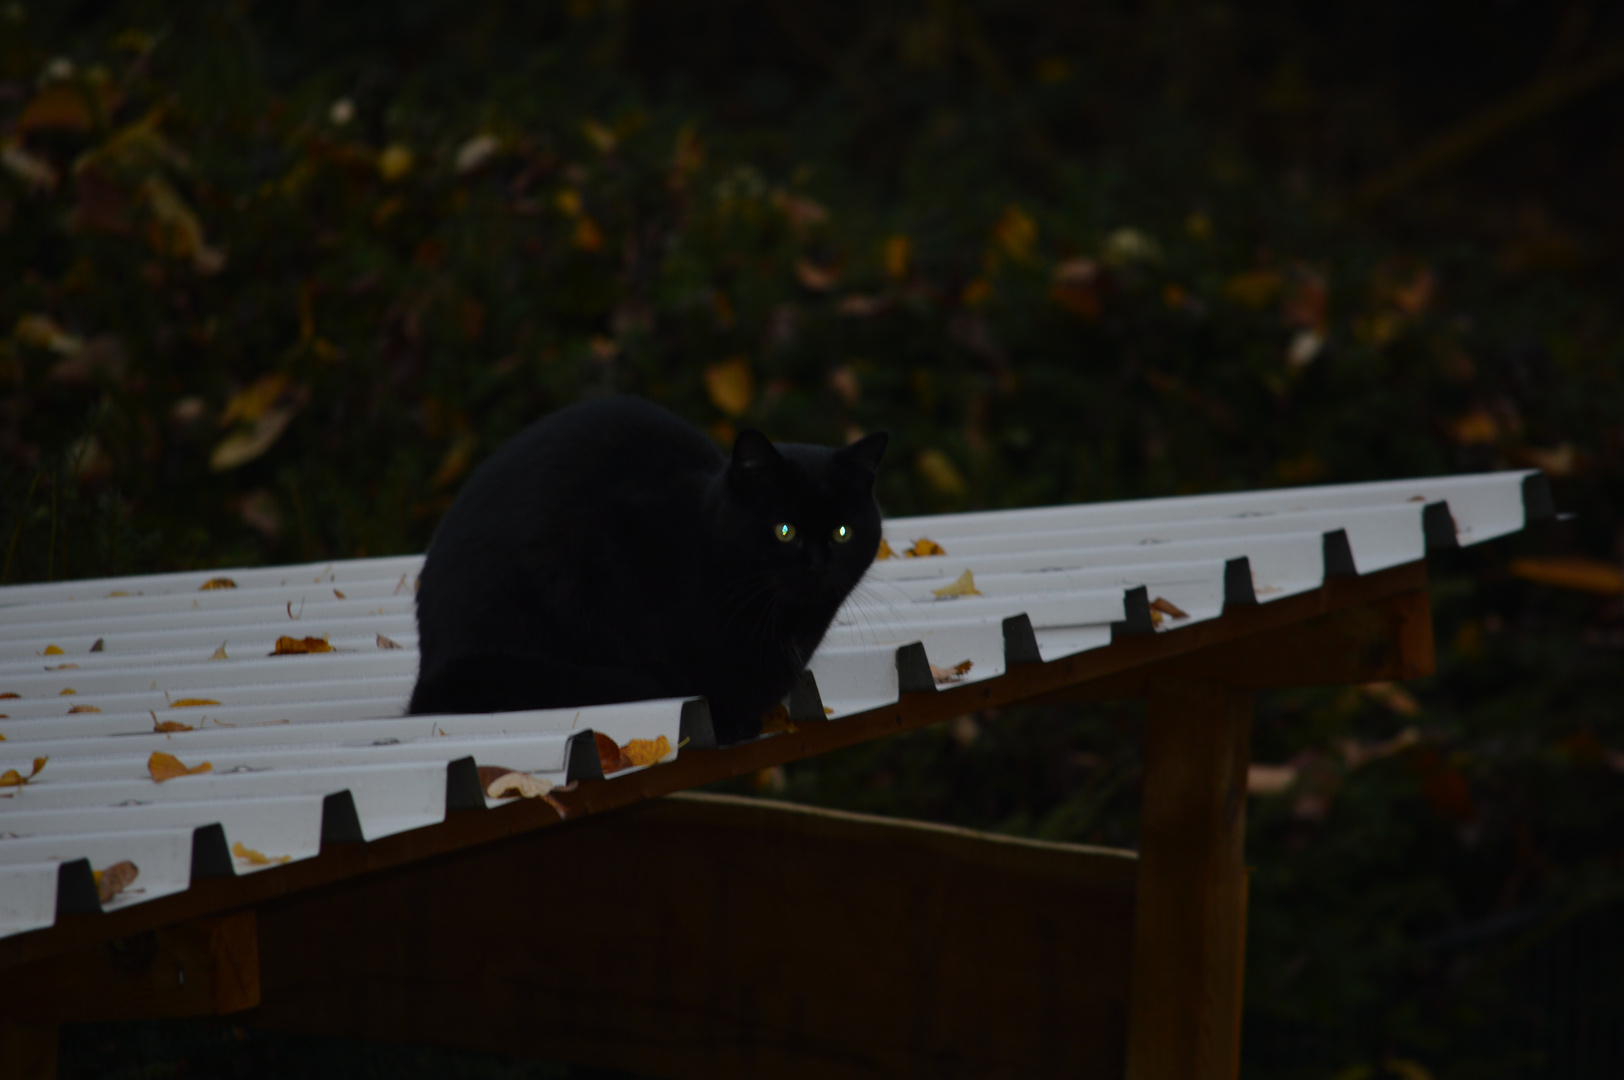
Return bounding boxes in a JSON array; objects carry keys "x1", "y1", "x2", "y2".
[{"x1": 7, "y1": 1, "x2": 1622, "y2": 1077}]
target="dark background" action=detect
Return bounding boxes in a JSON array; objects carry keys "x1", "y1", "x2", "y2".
[{"x1": 3, "y1": 2, "x2": 1622, "y2": 1077}]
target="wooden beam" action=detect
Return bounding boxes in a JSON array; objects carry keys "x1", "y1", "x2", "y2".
[
  {"x1": 247, "y1": 793, "x2": 1138, "y2": 1080},
  {"x1": 0, "y1": 561, "x2": 1426, "y2": 975},
  {"x1": 1125, "y1": 680, "x2": 1252, "y2": 1080},
  {"x1": 0, "y1": 911, "x2": 258, "y2": 1023},
  {"x1": 1028, "y1": 585, "x2": 1435, "y2": 704}
]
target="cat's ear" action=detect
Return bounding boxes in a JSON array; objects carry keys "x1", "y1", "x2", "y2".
[
  {"x1": 730, "y1": 429, "x2": 782, "y2": 475},
  {"x1": 837, "y1": 430, "x2": 889, "y2": 478}
]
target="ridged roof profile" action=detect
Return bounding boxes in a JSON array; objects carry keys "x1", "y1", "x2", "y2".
[{"x1": 0, "y1": 469, "x2": 1550, "y2": 942}]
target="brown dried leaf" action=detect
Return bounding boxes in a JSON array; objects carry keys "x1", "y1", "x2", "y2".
[
  {"x1": 1150, "y1": 596, "x2": 1190, "y2": 620},
  {"x1": 148, "y1": 751, "x2": 211, "y2": 782},
  {"x1": 67, "y1": 705, "x2": 101, "y2": 714},
  {"x1": 594, "y1": 730, "x2": 628, "y2": 774},
  {"x1": 376, "y1": 634, "x2": 402, "y2": 650},
  {"x1": 270, "y1": 635, "x2": 332, "y2": 655},
  {"x1": 232, "y1": 841, "x2": 291, "y2": 866},
  {"x1": 931, "y1": 569, "x2": 982, "y2": 598},
  {"x1": 94, "y1": 861, "x2": 139, "y2": 904},
  {"x1": 171, "y1": 698, "x2": 221, "y2": 708},
  {"x1": 45, "y1": 663, "x2": 78, "y2": 671},
  {"x1": 210, "y1": 643, "x2": 229, "y2": 660},
  {"x1": 930, "y1": 660, "x2": 974, "y2": 685},
  {"x1": 200, "y1": 578, "x2": 238, "y2": 590},
  {"x1": 153, "y1": 718, "x2": 193, "y2": 733},
  {"x1": 0, "y1": 757, "x2": 47, "y2": 786},
  {"x1": 90, "y1": 638, "x2": 104, "y2": 652}
]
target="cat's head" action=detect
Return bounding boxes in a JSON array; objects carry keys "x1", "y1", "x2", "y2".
[{"x1": 714, "y1": 429, "x2": 889, "y2": 611}]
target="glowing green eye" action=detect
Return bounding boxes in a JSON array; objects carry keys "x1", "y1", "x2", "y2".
[
  {"x1": 774, "y1": 522, "x2": 797, "y2": 542},
  {"x1": 832, "y1": 524, "x2": 852, "y2": 543}
]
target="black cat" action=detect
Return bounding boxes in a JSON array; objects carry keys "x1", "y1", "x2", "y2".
[{"x1": 408, "y1": 396, "x2": 888, "y2": 744}]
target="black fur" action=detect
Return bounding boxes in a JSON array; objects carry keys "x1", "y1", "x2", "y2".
[{"x1": 408, "y1": 397, "x2": 887, "y2": 744}]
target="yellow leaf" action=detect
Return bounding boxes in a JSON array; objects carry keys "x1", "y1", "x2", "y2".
[
  {"x1": 270, "y1": 635, "x2": 332, "y2": 655},
  {"x1": 148, "y1": 751, "x2": 210, "y2": 782},
  {"x1": 200, "y1": 577, "x2": 238, "y2": 590},
  {"x1": 884, "y1": 235, "x2": 911, "y2": 279},
  {"x1": 915, "y1": 449, "x2": 967, "y2": 495},
  {"x1": 232, "y1": 841, "x2": 290, "y2": 866},
  {"x1": 210, "y1": 643, "x2": 229, "y2": 660},
  {"x1": 1223, "y1": 270, "x2": 1281, "y2": 309},
  {"x1": 59, "y1": 688, "x2": 76, "y2": 695},
  {"x1": 171, "y1": 698, "x2": 221, "y2": 708},
  {"x1": 43, "y1": 645, "x2": 65, "y2": 656},
  {"x1": 993, "y1": 205, "x2": 1036, "y2": 262},
  {"x1": 905, "y1": 538, "x2": 946, "y2": 557},
  {"x1": 378, "y1": 143, "x2": 413, "y2": 182},
  {"x1": 431, "y1": 431, "x2": 478, "y2": 489},
  {"x1": 703, "y1": 356, "x2": 755, "y2": 417},
  {"x1": 581, "y1": 119, "x2": 617, "y2": 153},
  {"x1": 932, "y1": 569, "x2": 982, "y2": 598},
  {"x1": 876, "y1": 537, "x2": 895, "y2": 560},
  {"x1": 210, "y1": 405, "x2": 297, "y2": 472},
  {"x1": 1509, "y1": 556, "x2": 1623, "y2": 595},
  {"x1": 0, "y1": 757, "x2": 47, "y2": 786},
  {"x1": 620, "y1": 735, "x2": 673, "y2": 767}
]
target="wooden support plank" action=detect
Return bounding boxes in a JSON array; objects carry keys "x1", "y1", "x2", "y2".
[
  {"x1": 0, "y1": 1019, "x2": 57, "y2": 1080},
  {"x1": 0, "y1": 911, "x2": 258, "y2": 1023},
  {"x1": 247, "y1": 793, "x2": 1138, "y2": 1080},
  {"x1": 1125, "y1": 680, "x2": 1253, "y2": 1080}
]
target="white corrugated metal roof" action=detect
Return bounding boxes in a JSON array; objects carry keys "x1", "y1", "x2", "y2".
[{"x1": 0, "y1": 470, "x2": 1549, "y2": 939}]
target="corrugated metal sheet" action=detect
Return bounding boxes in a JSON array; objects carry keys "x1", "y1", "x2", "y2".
[{"x1": 0, "y1": 470, "x2": 1549, "y2": 939}]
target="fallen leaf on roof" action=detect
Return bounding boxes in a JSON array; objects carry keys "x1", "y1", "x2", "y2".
[
  {"x1": 153, "y1": 715, "x2": 194, "y2": 733},
  {"x1": 761, "y1": 703, "x2": 798, "y2": 735},
  {"x1": 200, "y1": 578, "x2": 238, "y2": 590},
  {"x1": 1150, "y1": 597, "x2": 1190, "y2": 620},
  {"x1": 621, "y1": 735, "x2": 674, "y2": 766},
  {"x1": 149, "y1": 751, "x2": 211, "y2": 782},
  {"x1": 905, "y1": 538, "x2": 945, "y2": 557},
  {"x1": 1509, "y1": 555, "x2": 1624, "y2": 595},
  {"x1": 932, "y1": 569, "x2": 982, "y2": 598},
  {"x1": 43, "y1": 645, "x2": 65, "y2": 656},
  {"x1": 376, "y1": 634, "x2": 401, "y2": 650},
  {"x1": 595, "y1": 730, "x2": 629, "y2": 773},
  {"x1": 930, "y1": 660, "x2": 974, "y2": 684},
  {"x1": 67, "y1": 705, "x2": 101, "y2": 714},
  {"x1": 59, "y1": 688, "x2": 76, "y2": 695},
  {"x1": 90, "y1": 638, "x2": 104, "y2": 652},
  {"x1": 210, "y1": 643, "x2": 229, "y2": 660},
  {"x1": 824, "y1": 706, "x2": 834, "y2": 715},
  {"x1": 171, "y1": 698, "x2": 221, "y2": 708},
  {"x1": 0, "y1": 693, "x2": 18, "y2": 700},
  {"x1": 477, "y1": 765, "x2": 555, "y2": 800},
  {"x1": 271, "y1": 635, "x2": 332, "y2": 655},
  {"x1": 45, "y1": 663, "x2": 78, "y2": 671},
  {"x1": 232, "y1": 841, "x2": 291, "y2": 866},
  {"x1": 1, "y1": 757, "x2": 47, "y2": 785},
  {"x1": 108, "y1": 590, "x2": 131, "y2": 597},
  {"x1": 94, "y1": 861, "x2": 139, "y2": 903},
  {"x1": 876, "y1": 537, "x2": 895, "y2": 559},
  {"x1": 333, "y1": 588, "x2": 346, "y2": 599}
]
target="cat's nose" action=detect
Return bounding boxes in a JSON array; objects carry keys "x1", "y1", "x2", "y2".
[{"x1": 804, "y1": 544, "x2": 827, "y2": 572}]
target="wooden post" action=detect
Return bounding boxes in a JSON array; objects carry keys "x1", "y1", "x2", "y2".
[
  {"x1": 1125, "y1": 679, "x2": 1253, "y2": 1080},
  {"x1": 0, "y1": 1019, "x2": 57, "y2": 1080}
]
